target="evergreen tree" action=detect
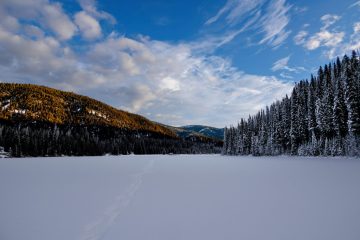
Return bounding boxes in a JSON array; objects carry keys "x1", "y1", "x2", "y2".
[
  {"x1": 290, "y1": 88, "x2": 299, "y2": 154},
  {"x1": 333, "y1": 63, "x2": 348, "y2": 155},
  {"x1": 222, "y1": 52, "x2": 359, "y2": 156},
  {"x1": 318, "y1": 64, "x2": 335, "y2": 139}
]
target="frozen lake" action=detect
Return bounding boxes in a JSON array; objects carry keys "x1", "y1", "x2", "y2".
[{"x1": 0, "y1": 155, "x2": 359, "y2": 240}]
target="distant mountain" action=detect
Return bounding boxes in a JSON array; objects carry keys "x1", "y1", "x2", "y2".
[
  {"x1": 180, "y1": 125, "x2": 224, "y2": 141},
  {"x1": 162, "y1": 125, "x2": 218, "y2": 142},
  {"x1": 0, "y1": 83, "x2": 222, "y2": 157}
]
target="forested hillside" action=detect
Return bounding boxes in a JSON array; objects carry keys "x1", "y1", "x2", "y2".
[
  {"x1": 0, "y1": 83, "x2": 175, "y2": 136},
  {"x1": 0, "y1": 84, "x2": 222, "y2": 157},
  {"x1": 223, "y1": 51, "x2": 360, "y2": 156}
]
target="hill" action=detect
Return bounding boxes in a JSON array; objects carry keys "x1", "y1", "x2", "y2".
[
  {"x1": 0, "y1": 83, "x2": 222, "y2": 157},
  {"x1": 0, "y1": 83, "x2": 175, "y2": 137}
]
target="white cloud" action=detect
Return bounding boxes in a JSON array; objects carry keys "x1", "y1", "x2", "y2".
[
  {"x1": 0, "y1": 0, "x2": 293, "y2": 127},
  {"x1": 271, "y1": 56, "x2": 290, "y2": 71},
  {"x1": 349, "y1": 1, "x2": 360, "y2": 8},
  {"x1": 320, "y1": 14, "x2": 341, "y2": 30},
  {"x1": 258, "y1": 0, "x2": 292, "y2": 48},
  {"x1": 296, "y1": 16, "x2": 360, "y2": 59},
  {"x1": 294, "y1": 31, "x2": 308, "y2": 45},
  {"x1": 41, "y1": 3, "x2": 78, "y2": 40},
  {"x1": 348, "y1": 22, "x2": 360, "y2": 49},
  {"x1": 297, "y1": 14, "x2": 345, "y2": 53},
  {"x1": 354, "y1": 22, "x2": 360, "y2": 33},
  {"x1": 0, "y1": 15, "x2": 20, "y2": 32},
  {"x1": 205, "y1": 0, "x2": 263, "y2": 26},
  {"x1": 75, "y1": 11, "x2": 102, "y2": 40},
  {"x1": 160, "y1": 77, "x2": 181, "y2": 92},
  {"x1": 78, "y1": 0, "x2": 116, "y2": 24},
  {"x1": 190, "y1": 28, "x2": 248, "y2": 54},
  {"x1": 294, "y1": 6, "x2": 308, "y2": 14},
  {"x1": 271, "y1": 55, "x2": 306, "y2": 77},
  {"x1": 205, "y1": 0, "x2": 292, "y2": 48},
  {"x1": 279, "y1": 72, "x2": 293, "y2": 79},
  {"x1": 305, "y1": 31, "x2": 345, "y2": 50},
  {"x1": 0, "y1": 25, "x2": 292, "y2": 126},
  {"x1": 0, "y1": 0, "x2": 77, "y2": 40},
  {"x1": 326, "y1": 21, "x2": 360, "y2": 59}
]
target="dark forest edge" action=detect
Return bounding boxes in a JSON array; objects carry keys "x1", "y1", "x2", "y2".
[
  {"x1": 0, "y1": 84, "x2": 222, "y2": 157},
  {"x1": 223, "y1": 51, "x2": 360, "y2": 157},
  {"x1": 0, "y1": 120, "x2": 222, "y2": 157}
]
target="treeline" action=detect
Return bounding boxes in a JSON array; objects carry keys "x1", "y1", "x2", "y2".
[
  {"x1": 0, "y1": 121, "x2": 222, "y2": 157},
  {"x1": 223, "y1": 51, "x2": 360, "y2": 156}
]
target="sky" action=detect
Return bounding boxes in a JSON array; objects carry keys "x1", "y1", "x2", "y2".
[{"x1": 1, "y1": 0, "x2": 360, "y2": 127}]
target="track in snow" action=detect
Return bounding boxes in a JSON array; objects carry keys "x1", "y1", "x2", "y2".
[{"x1": 81, "y1": 159, "x2": 155, "y2": 240}]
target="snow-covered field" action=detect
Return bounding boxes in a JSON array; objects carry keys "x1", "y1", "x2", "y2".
[{"x1": 0, "y1": 155, "x2": 359, "y2": 240}]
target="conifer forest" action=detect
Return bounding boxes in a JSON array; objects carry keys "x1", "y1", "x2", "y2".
[{"x1": 223, "y1": 51, "x2": 360, "y2": 156}]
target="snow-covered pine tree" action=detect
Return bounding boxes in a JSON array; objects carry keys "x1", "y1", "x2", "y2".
[
  {"x1": 222, "y1": 127, "x2": 228, "y2": 155},
  {"x1": 258, "y1": 109, "x2": 267, "y2": 155},
  {"x1": 227, "y1": 126, "x2": 236, "y2": 155},
  {"x1": 272, "y1": 101, "x2": 282, "y2": 155},
  {"x1": 290, "y1": 87, "x2": 300, "y2": 155},
  {"x1": 348, "y1": 51, "x2": 360, "y2": 136},
  {"x1": 317, "y1": 64, "x2": 335, "y2": 148},
  {"x1": 297, "y1": 80, "x2": 309, "y2": 147},
  {"x1": 333, "y1": 60, "x2": 348, "y2": 155},
  {"x1": 308, "y1": 76, "x2": 318, "y2": 138},
  {"x1": 343, "y1": 53, "x2": 360, "y2": 155},
  {"x1": 281, "y1": 95, "x2": 291, "y2": 153}
]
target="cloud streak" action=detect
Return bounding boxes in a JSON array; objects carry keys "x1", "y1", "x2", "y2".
[
  {"x1": 271, "y1": 56, "x2": 306, "y2": 79},
  {"x1": 258, "y1": 0, "x2": 292, "y2": 48},
  {"x1": 349, "y1": 1, "x2": 360, "y2": 8},
  {"x1": 205, "y1": 0, "x2": 263, "y2": 26},
  {"x1": 272, "y1": 56, "x2": 291, "y2": 71},
  {"x1": 205, "y1": 0, "x2": 292, "y2": 48}
]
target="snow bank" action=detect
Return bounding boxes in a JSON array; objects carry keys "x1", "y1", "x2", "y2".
[{"x1": 0, "y1": 146, "x2": 9, "y2": 158}]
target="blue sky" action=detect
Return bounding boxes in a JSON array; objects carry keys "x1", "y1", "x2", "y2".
[{"x1": 1, "y1": 0, "x2": 360, "y2": 127}]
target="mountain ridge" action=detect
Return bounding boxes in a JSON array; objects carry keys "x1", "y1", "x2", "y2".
[{"x1": 180, "y1": 125, "x2": 224, "y2": 141}]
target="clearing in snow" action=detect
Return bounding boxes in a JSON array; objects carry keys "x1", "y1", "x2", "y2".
[{"x1": 0, "y1": 155, "x2": 359, "y2": 240}]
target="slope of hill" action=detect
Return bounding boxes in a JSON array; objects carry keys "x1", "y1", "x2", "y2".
[
  {"x1": 0, "y1": 83, "x2": 175, "y2": 137},
  {"x1": 0, "y1": 83, "x2": 222, "y2": 157},
  {"x1": 180, "y1": 125, "x2": 224, "y2": 140}
]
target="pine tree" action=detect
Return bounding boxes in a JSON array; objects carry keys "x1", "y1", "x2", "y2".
[
  {"x1": 347, "y1": 51, "x2": 360, "y2": 136},
  {"x1": 308, "y1": 76, "x2": 318, "y2": 138},
  {"x1": 333, "y1": 62, "x2": 348, "y2": 155},
  {"x1": 281, "y1": 95, "x2": 291, "y2": 153},
  {"x1": 222, "y1": 127, "x2": 229, "y2": 155},
  {"x1": 290, "y1": 87, "x2": 299, "y2": 154}
]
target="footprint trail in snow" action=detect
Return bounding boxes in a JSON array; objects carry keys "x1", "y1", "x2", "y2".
[{"x1": 81, "y1": 159, "x2": 155, "y2": 240}]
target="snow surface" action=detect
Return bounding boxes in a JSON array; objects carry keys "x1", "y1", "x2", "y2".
[{"x1": 0, "y1": 155, "x2": 359, "y2": 240}]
